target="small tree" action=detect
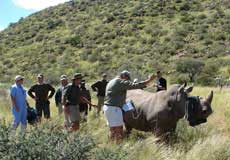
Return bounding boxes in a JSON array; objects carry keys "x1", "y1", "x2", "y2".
[{"x1": 176, "y1": 58, "x2": 205, "y2": 82}]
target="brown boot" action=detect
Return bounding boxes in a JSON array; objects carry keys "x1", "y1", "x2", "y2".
[{"x1": 69, "y1": 121, "x2": 80, "y2": 132}]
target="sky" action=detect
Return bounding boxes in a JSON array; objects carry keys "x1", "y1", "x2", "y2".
[{"x1": 0, "y1": 0, "x2": 70, "y2": 31}]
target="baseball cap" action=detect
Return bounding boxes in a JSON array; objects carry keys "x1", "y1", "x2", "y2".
[
  {"x1": 60, "y1": 75, "x2": 67, "y2": 81},
  {"x1": 37, "y1": 74, "x2": 43, "y2": 78},
  {"x1": 15, "y1": 75, "x2": 24, "y2": 81},
  {"x1": 120, "y1": 70, "x2": 131, "y2": 80}
]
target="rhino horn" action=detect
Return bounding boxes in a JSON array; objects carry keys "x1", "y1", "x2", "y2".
[{"x1": 206, "y1": 91, "x2": 213, "y2": 104}]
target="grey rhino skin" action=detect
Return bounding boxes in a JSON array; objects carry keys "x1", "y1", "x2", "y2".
[{"x1": 124, "y1": 84, "x2": 213, "y2": 137}]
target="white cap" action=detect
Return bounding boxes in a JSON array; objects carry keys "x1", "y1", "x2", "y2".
[
  {"x1": 60, "y1": 75, "x2": 67, "y2": 81},
  {"x1": 15, "y1": 75, "x2": 24, "y2": 81}
]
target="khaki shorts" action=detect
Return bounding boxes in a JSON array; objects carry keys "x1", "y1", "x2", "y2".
[
  {"x1": 97, "y1": 96, "x2": 105, "y2": 108},
  {"x1": 68, "y1": 105, "x2": 80, "y2": 123}
]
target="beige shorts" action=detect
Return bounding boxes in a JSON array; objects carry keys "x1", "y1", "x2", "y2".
[
  {"x1": 103, "y1": 105, "x2": 124, "y2": 127},
  {"x1": 97, "y1": 96, "x2": 105, "y2": 108},
  {"x1": 68, "y1": 105, "x2": 80, "y2": 123}
]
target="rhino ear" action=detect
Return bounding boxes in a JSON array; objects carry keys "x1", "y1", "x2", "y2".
[
  {"x1": 183, "y1": 82, "x2": 187, "y2": 88},
  {"x1": 206, "y1": 91, "x2": 213, "y2": 104},
  {"x1": 185, "y1": 85, "x2": 193, "y2": 93},
  {"x1": 178, "y1": 83, "x2": 186, "y2": 93}
]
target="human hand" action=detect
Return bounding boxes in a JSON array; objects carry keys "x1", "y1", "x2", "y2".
[
  {"x1": 149, "y1": 74, "x2": 156, "y2": 81},
  {"x1": 15, "y1": 106, "x2": 20, "y2": 112},
  {"x1": 33, "y1": 97, "x2": 37, "y2": 101}
]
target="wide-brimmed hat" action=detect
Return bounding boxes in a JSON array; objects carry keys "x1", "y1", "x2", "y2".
[
  {"x1": 60, "y1": 75, "x2": 67, "y2": 81},
  {"x1": 72, "y1": 73, "x2": 83, "y2": 80},
  {"x1": 15, "y1": 75, "x2": 24, "y2": 81}
]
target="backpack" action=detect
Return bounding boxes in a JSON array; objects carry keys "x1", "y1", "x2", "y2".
[{"x1": 27, "y1": 107, "x2": 38, "y2": 125}]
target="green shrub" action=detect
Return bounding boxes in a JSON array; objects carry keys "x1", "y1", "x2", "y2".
[
  {"x1": 0, "y1": 121, "x2": 95, "y2": 160},
  {"x1": 175, "y1": 58, "x2": 205, "y2": 82},
  {"x1": 197, "y1": 62, "x2": 219, "y2": 86},
  {"x1": 94, "y1": 148, "x2": 127, "y2": 160},
  {"x1": 170, "y1": 73, "x2": 190, "y2": 84},
  {"x1": 66, "y1": 35, "x2": 82, "y2": 48}
]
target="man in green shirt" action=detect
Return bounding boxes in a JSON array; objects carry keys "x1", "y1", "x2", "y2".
[
  {"x1": 62, "y1": 73, "x2": 95, "y2": 132},
  {"x1": 104, "y1": 70, "x2": 156, "y2": 142}
]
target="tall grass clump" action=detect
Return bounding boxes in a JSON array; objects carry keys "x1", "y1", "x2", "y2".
[
  {"x1": 185, "y1": 135, "x2": 230, "y2": 160},
  {"x1": 94, "y1": 147, "x2": 128, "y2": 160},
  {"x1": 172, "y1": 120, "x2": 214, "y2": 151},
  {"x1": 126, "y1": 136, "x2": 175, "y2": 160},
  {"x1": 0, "y1": 88, "x2": 11, "y2": 119}
]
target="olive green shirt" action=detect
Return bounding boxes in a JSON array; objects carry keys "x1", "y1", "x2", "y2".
[
  {"x1": 62, "y1": 84, "x2": 81, "y2": 106},
  {"x1": 104, "y1": 77, "x2": 146, "y2": 107}
]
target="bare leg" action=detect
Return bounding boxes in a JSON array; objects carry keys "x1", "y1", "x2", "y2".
[
  {"x1": 109, "y1": 126, "x2": 123, "y2": 143},
  {"x1": 63, "y1": 105, "x2": 70, "y2": 129}
]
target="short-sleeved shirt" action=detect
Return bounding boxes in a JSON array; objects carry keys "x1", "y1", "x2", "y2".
[
  {"x1": 104, "y1": 77, "x2": 146, "y2": 108},
  {"x1": 91, "y1": 80, "x2": 108, "y2": 97},
  {"x1": 10, "y1": 83, "x2": 27, "y2": 109},
  {"x1": 28, "y1": 83, "x2": 55, "y2": 102}
]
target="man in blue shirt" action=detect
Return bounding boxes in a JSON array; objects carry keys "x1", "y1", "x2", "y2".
[{"x1": 10, "y1": 75, "x2": 27, "y2": 136}]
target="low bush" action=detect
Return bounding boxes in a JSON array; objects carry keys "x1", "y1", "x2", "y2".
[{"x1": 0, "y1": 121, "x2": 95, "y2": 160}]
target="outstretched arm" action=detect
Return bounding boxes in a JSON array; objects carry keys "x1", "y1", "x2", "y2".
[
  {"x1": 80, "y1": 96, "x2": 97, "y2": 107},
  {"x1": 122, "y1": 74, "x2": 156, "y2": 90}
]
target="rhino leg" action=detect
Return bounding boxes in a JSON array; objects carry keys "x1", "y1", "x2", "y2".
[
  {"x1": 153, "y1": 123, "x2": 177, "y2": 143},
  {"x1": 123, "y1": 111, "x2": 133, "y2": 136}
]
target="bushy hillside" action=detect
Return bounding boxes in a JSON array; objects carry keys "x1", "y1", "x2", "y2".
[{"x1": 0, "y1": 0, "x2": 229, "y2": 83}]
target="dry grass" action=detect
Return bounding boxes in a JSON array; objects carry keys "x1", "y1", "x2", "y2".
[{"x1": 0, "y1": 86, "x2": 230, "y2": 159}]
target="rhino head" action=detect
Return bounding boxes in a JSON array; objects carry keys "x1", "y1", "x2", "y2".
[
  {"x1": 168, "y1": 83, "x2": 213, "y2": 127},
  {"x1": 185, "y1": 91, "x2": 213, "y2": 126}
]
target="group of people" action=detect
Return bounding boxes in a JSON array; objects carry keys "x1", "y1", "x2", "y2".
[{"x1": 9, "y1": 70, "x2": 166, "y2": 141}]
